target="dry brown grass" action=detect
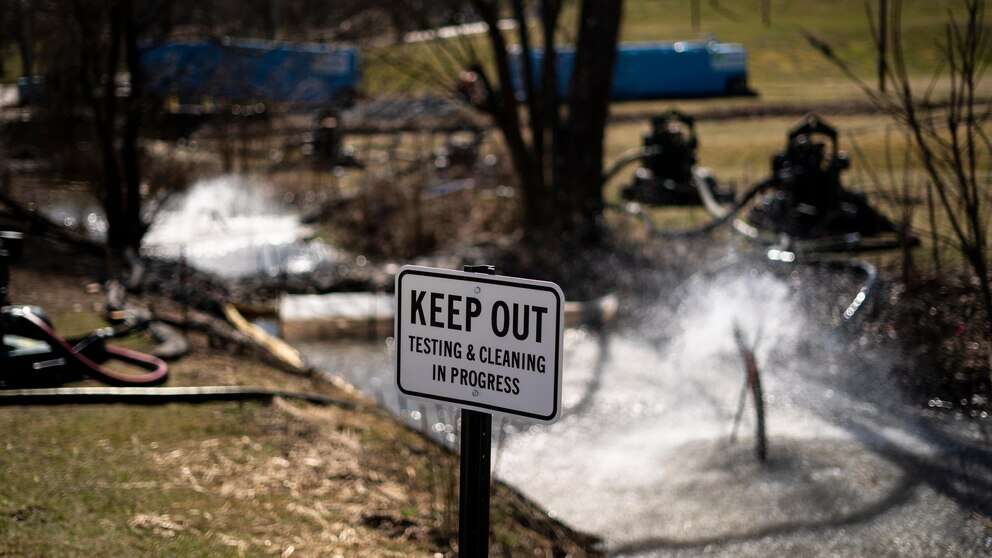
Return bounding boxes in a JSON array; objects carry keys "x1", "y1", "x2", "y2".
[{"x1": 0, "y1": 264, "x2": 601, "y2": 557}]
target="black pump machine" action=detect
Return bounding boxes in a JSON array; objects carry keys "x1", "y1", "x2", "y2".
[
  {"x1": 736, "y1": 114, "x2": 908, "y2": 252},
  {"x1": 0, "y1": 231, "x2": 168, "y2": 387},
  {"x1": 607, "y1": 113, "x2": 915, "y2": 254},
  {"x1": 621, "y1": 110, "x2": 732, "y2": 207}
]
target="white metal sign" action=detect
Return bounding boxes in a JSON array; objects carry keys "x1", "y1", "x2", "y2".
[{"x1": 395, "y1": 266, "x2": 564, "y2": 421}]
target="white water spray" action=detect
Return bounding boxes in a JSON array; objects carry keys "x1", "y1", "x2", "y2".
[
  {"x1": 143, "y1": 174, "x2": 338, "y2": 277},
  {"x1": 299, "y1": 266, "x2": 989, "y2": 556}
]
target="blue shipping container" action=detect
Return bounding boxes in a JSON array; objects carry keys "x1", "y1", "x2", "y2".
[
  {"x1": 141, "y1": 38, "x2": 360, "y2": 106},
  {"x1": 512, "y1": 40, "x2": 748, "y2": 100}
]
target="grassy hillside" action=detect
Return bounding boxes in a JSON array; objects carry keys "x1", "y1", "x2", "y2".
[
  {"x1": 2, "y1": 2, "x2": 961, "y2": 101},
  {"x1": 365, "y1": 0, "x2": 957, "y2": 101},
  {"x1": 0, "y1": 265, "x2": 600, "y2": 558},
  {"x1": 620, "y1": 0, "x2": 949, "y2": 100}
]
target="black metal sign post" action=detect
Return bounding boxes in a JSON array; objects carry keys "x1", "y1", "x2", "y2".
[
  {"x1": 395, "y1": 263, "x2": 563, "y2": 557},
  {"x1": 459, "y1": 406, "x2": 492, "y2": 556},
  {"x1": 458, "y1": 264, "x2": 494, "y2": 557}
]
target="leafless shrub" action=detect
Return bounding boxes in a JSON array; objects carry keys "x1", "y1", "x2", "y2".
[
  {"x1": 805, "y1": 0, "x2": 992, "y2": 351},
  {"x1": 846, "y1": 127, "x2": 919, "y2": 283},
  {"x1": 322, "y1": 155, "x2": 518, "y2": 259}
]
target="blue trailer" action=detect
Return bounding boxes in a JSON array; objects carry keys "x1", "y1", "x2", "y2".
[
  {"x1": 512, "y1": 40, "x2": 749, "y2": 100},
  {"x1": 140, "y1": 38, "x2": 360, "y2": 107}
]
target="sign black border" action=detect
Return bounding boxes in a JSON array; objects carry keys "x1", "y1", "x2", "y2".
[{"x1": 395, "y1": 267, "x2": 562, "y2": 421}]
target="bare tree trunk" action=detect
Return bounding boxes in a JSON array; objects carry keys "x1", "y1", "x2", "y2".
[
  {"x1": 453, "y1": 0, "x2": 624, "y2": 241},
  {"x1": 72, "y1": 0, "x2": 146, "y2": 264},
  {"x1": 122, "y1": 0, "x2": 144, "y2": 252},
  {"x1": 96, "y1": 1, "x2": 126, "y2": 259},
  {"x1": 472, "y1": 1, "x2": 543, "y2": 232},
  {"x1": 268, "y1": 0, "x2": 280, "y2": 40},
  {"x1": 16, "y1": 0, "x2": 34, "y2": 78},
  {"x1": 512, "y1": 0, "x2": 539, "y2": 162},
  {"x1": 558, "y1": 0, "x2": 623, "y2": 239},
  {"x1": 540, "y1": 0, "x2": 562, "y2": 195}
]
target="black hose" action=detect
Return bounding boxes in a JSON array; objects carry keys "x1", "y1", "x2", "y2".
[
  {"x1": 675, "y1": 251, "x2": 878, "y2": 324},
  {"x1": 733, "y1": 218, "x2": 917, "y2": 254},
  {"x1": 601, "y1": 146, "x2": 775, "y2": 239},
  {"x1": 7, "y1": 307, "x2": 169, "y2": 386},
  {"x1": 813, "y1": 258, "x2": 878, "y2": 322},
  {"x1": 602, "y1": 148, "x2": 879, "y2": 320},
  {"x1": 601, "y1": 146, "x2": 660, "y2": 185},
  {"x1": 765, "y1": 251, "x2": 879, "y2": 322},
  {"x1": 607, "y1": 178, "x2": 775, "y2": 239},
  {"x1": 0, "y1": 385, "x2": 357, "y2": 408}
]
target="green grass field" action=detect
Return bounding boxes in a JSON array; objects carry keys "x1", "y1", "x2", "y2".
[
  {"x1": 620, "y1": 0, "x2": 947, "y2": 96},
  {"x1": 365, "y1": 0, "x2": 959, "y2": 102},
  {"x1": 3, "y1": 1, "x2": 966, "y2": 104}
]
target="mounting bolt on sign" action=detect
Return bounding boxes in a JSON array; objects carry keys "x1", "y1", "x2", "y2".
[{"x1": 394, "y1": 264, "x2": 564, "y2": 556}]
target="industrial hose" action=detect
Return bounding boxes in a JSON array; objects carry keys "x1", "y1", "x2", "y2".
[
  {"x1": 7, "y1": 307, "x2": 168, "y2": 386},
  {"x1": 762, "y1": 251, "x2": 879, "y2": 323},
  {"x1": 693, "y1": 171, "x2": 733, "y2": 219},
  {"x1": 810, "y1": 257, "x2": 878, "y2": 322},
  {"x1": 732, "y1": 217, "x2": 914, "y2": 254},
  {"x1": 602, "y1": 143, "x2": 775, "y2": 239},
  {"x1": 607, "y1": 177, "x2": 775, "y2": 239},
  {"x1": 601, "y1": 146, "x2": 661, "y2": 185},
  {"x1": 672, "y1": 250, "x2": 878, "y2": 324}
]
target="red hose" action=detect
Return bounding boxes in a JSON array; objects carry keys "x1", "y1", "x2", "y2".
[{"x1": 18, "y1": 311, "x2": 168, "y2": 386}]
